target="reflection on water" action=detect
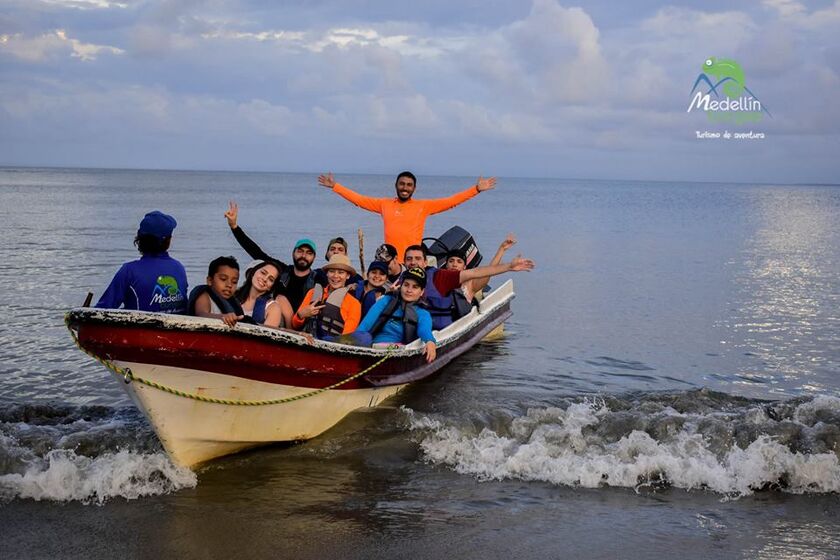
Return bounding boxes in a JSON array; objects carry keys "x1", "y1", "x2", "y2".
[
  {"x1": 746, "y1": 517, "x2": 840, "y2": 560},
  {"x1": 2, "y1": 169, "x2": 840, "y2": 560},
  {"x1": 723, "y1": 188, "x2": 840, "y2": 396}
]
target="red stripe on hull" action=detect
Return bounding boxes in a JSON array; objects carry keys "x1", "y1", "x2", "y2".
[
  {"x1": 78, "y1": 324, "x2": 379, "y2": 389},
  {"x1": 72, "y1": 300, "x2": 512, "y2": 390}
]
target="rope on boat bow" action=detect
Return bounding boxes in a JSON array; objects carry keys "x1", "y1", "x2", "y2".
[{"x1": 65, "y1": 314, "x2": 395, "y2": 406}]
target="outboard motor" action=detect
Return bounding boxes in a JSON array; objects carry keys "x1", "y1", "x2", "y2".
[{"x1": 424, "y1": 226, "x2": 482, "y2": 269}]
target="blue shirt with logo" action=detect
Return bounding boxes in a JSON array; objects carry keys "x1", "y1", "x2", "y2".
[{"x1": 96, "y1": 253, "x2": 189, "y2": 313}]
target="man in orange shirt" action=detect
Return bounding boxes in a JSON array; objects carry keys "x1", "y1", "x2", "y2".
[{"x1": 318, "y1": 171, "x2": 496, "y2": 262}]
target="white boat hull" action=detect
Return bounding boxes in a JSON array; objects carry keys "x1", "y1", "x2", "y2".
[{"x1": 119, "y1": 361, "x2": 408, "y2": 467}]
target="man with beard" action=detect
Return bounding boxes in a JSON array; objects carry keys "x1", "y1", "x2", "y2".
[
  {"x1": 318, "y1": 171, "x2": 496, "y2": 262},
  {"x1": 225, "y1": 203, "x2": 317, "y2": 310}
]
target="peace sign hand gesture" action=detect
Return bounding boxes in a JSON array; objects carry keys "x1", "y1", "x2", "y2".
[{"x1": 225, "y1": 200, "x2": 239, "y2": 229}]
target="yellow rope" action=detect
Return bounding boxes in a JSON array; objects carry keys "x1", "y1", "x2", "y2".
[{"x1": 65, "y1": 313, "x2": 393, "y2": 406}]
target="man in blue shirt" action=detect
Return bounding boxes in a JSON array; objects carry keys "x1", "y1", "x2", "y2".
[{"x1": 96, "y1": 211, "x2": 188, "y2": 313}]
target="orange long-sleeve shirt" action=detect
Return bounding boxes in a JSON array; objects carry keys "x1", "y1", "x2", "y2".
[
  {"x1": 333, "y1": 183, "x2": 480, "y2": 261},
  {"x1": 292, "y1": 286, "x2": 361, "y2": 334}
]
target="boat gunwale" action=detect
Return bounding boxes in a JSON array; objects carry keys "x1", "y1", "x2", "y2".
[{"x1": 67, "y1": 280, "x2": 515, "y2": 359}]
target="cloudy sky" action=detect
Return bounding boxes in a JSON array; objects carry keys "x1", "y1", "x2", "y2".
[{"x1": 1, "y1": 0, "x2": 839, "y2": 183}]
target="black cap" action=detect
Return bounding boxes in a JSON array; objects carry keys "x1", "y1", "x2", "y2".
[
  {"x1": 367, "y1": 260, "x2": 389, "y2": 274},
  {"x1": 446, "y1": 248, "x2": 468, "y2": 262},
  {"x1": 403, "y1": 267, "x2": 427, "y2": 288}
]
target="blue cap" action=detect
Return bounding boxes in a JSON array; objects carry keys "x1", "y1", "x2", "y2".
[
  {"x1": 367, "y1": 260, "x2": 388, "y2": 274},
  {"x1": 138, "y1": 211, "x2": 177, "y2": 239},
  {"x1": 294, "y1": 238, "x2": 316, "y2": 252}
]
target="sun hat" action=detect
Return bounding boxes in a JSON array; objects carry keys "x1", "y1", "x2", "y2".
[
  {"x1": 138, "y1": 211, "x2": 177, "y2": 239},
  {"x1": 322, "y1": 253, "x2": 357, "y2": 276}
]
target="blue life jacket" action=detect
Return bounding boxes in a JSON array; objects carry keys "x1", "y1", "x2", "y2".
[
  {"x1": 422, "y1": 267, "x2": 455, "y2": 330},
  {"x1": 251, "y1": 296, "x2": 269, "y2": 324},
  {"x1": 369, "y1": 295, "x2": 419, "y2": 344},
  {"x1": 353, "y1": 282, "x2": 386, "y2": 318},
  {"x1": 187, "y1": 286, "x2": 252, "y2": 323}
]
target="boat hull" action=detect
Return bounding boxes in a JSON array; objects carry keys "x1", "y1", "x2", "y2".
[
  {"x1": 119, "y1": 361, "x2": 408, "y2": 466},
  {"x1": 68, "y1": 280, "x2": 515, "y2": 467}
]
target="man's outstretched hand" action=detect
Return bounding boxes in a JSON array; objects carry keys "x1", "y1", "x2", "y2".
[
  {"x1": 476, "y1": 176, "x2": 497, "y2": 192},
  {"x1": 508, "y1": 255, "x2": 535, "y2": 272},
  {"x1": 318, "y1": 173, "x2": 336, "y2": 189}
]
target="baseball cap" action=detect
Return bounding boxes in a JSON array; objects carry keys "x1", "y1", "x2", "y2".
[
  {"x1": 138, "y1": 211, "x2": 177, "y2": 239},
  {"x1": 375, "y1": 243, "x2": 398, "y2": 261},
  {"x1": 294, "y1": 238, "x2": 317, "y2": 252},
  {"x1": 403, "y1": 267, "x2": 427, "y2": 288},
  {"x1": 367, "y1": 260, "x2": 388, "y2": 274}
]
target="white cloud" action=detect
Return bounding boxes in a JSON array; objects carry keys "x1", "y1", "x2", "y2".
[
  {"x1": 505, "y1": 0, "x2": 610, "y2": 104},
  {"x1": 786, "y1": 0, "x2": 840, "y2": 28},
  {"x1": 201, "y1": 25, "x2": 447, "y2": 59},
  {"x1": 237, "y1": 99, "x2": 295, "y2": 136},
  {"x1": 39, "y1": 0, "x2": 130, "y2": 9},
  {"x1": 200, "y1": 29, "x2": 306, "y2": 44},
  {"x1": 369, "y1": 93, "x2": 441, "y2": 132},
  {"x1": 641, "y1": 7, "x2": 757, "y2": 54},
  {"x1": 444, "y1": 100, "x2": 555, "y2": 142},
  {"x1": 0, "y1": 30, "x2": 124, "y2": 61},
  {"x1": 762, "y1": 0, "x2": 840, "y2": 26},
  {"x1": 763, "y1": 0, "x2": 806, "y2": 18},
  {"x1": 2, "y1": 0, "x2": 838, "y2": 181}
]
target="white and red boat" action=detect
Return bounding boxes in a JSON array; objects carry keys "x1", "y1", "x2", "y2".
[{"x1": 67, "y1": 280, "x2": 514, "y2": 468}]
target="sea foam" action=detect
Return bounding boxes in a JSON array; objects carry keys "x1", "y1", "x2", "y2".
[
  {"x1": 0, "y1": 404, "x2": 196, "y2": 504},
  {"x1": 405, "y1": 391, "x2": 840, "y2": 497}
]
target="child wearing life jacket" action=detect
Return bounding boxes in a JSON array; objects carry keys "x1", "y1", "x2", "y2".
[
  {"x1": 188, "y1": 256, "x2": 246, "y2": 327},
  {"x1": 292, "y1": 254, "x2": 362, "y2": 338},
  {"x1": 353, "y1": 267, "x2": 437, "y2": 363},
  {"x1": 353, "y1": 260, "x2": 389, "y2": 318}
]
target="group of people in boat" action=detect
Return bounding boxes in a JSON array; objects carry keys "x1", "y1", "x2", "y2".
[{"x1": 95, "y1": 172, "x2": 536, "y2": 362}]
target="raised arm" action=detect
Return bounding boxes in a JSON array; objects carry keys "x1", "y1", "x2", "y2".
[
  {"x1": 319, "y1": 173, "x2": 383, "y2": 213},
  {"x1": 471, "y1": 233, "x2": 516, "y2": 292},
  {"x1": 426, "y1": 176, "x2": 495, "y2": 215},
  {"x1": 225, "y1": 201, "x2": 280, "y2": 263},
  {"x1": 458, "y1": 254, "x2": 534, "y2": 284}
]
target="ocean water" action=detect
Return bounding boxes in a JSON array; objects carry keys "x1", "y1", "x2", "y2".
[{"x1": 1, "y1": 167, "x2": 839, "y2": 559}]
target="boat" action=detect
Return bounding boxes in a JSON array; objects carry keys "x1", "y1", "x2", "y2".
[{"x1": 66, "y1": 280, "x2": 515, "y2": 468}]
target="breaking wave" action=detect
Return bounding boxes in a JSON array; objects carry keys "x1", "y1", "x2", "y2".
[
  {"x1": 0, "y1": 403, "x2": 196, "y2": 504},
  {"x1": 405, "y1": 389, "x2": 840, "y2": 497}
]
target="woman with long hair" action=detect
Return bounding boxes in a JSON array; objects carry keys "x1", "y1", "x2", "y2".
[{"x1": 235, "y1": 260, "x2": 293, "y2": 328}]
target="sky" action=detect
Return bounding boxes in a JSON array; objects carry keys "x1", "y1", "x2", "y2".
[{"x1": 1, "y1": 0, "x2": 839, "y2": 183}]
